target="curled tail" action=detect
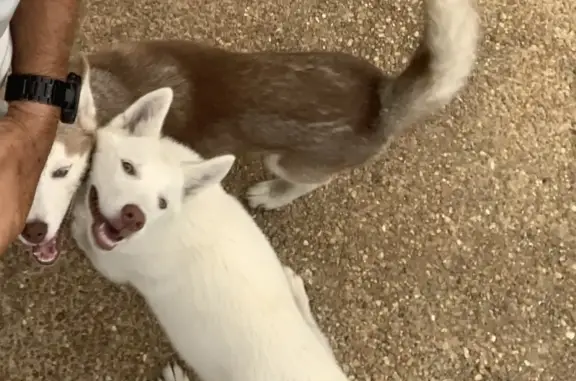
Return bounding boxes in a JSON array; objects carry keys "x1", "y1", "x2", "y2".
[{"x1": 378, "y1": 0, "x2": 480, "y2": 139}]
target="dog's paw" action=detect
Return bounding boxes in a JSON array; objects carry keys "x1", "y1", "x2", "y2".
[
  {"x1": 246, "y1": 180, "x2": 292, "y2": 210},
  {"x1": 283, "y1": 265, "x2": 310, "y2": 309},
  {"x1": 158, "y1": 363, "x2": 190, "y2": 381}
]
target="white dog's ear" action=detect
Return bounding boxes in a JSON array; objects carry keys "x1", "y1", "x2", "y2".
[
  {"x1": 76, "y1": 54, "x2": 97, "y2": 131},
  {"x1": 182, "y1": 154, "x2": 235, "y2": 195},
  {"x1": 115, "y1": 87, "x2": 173, "y2": 138}
]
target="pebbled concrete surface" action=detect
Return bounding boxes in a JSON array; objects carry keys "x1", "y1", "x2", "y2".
[{"x1": 1, "y1": 0, "x2": 575, "y2": 380}]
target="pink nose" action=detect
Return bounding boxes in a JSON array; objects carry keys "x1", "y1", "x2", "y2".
[{"x1": 120, "y1": 204, "x2": 146, "y2": 232}]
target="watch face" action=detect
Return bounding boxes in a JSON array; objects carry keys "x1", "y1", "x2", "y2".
[{"x1": 61, "y1": 72, "x2": 82, "y2": 124}]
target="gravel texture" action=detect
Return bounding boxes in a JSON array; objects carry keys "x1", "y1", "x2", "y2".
[{"x1": 1, "y1": 0, "x2": 575, "y2": 380}]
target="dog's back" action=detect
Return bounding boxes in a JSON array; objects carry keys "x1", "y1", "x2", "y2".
[{"x1": 137, "y1": 186, "x2": 348, "y2": 381}]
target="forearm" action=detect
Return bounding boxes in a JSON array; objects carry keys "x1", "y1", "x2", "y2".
[
  {"x1": 8, "y1": 0, "x2": 80, "y2": 121},
  {"x1": 0, "y1": 125, "x2": 33, "y2": 253},
  {"x1": 11, "y1": 0, "x2": 79, "y2": 78},
  {"x1": 2, "y1": 0, "x2": 80, "y2": 239}
]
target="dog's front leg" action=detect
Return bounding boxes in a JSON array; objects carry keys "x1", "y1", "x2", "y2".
[{"x1": 283, "y1": 265, "x2": 337, "y2": 361}]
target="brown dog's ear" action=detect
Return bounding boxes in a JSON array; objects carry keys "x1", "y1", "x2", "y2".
[{"x1": 76, "y1": 54, "x2": 97, "y2": 131}]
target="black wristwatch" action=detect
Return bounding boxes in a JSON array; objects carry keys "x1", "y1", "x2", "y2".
[{"x1": 4, "y1": 72, "x2": 82, "y2": 124}]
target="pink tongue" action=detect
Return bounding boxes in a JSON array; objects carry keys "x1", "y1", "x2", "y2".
[{"x1": 32, "y1": 238, "x2": 59, "y2": 264}]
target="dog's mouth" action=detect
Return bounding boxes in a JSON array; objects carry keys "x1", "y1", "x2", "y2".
[
  {"x1": 89, "y1": 185, "x2": 126, "y2": 251},
  {"x1": 33, "y1": 238, "x2": 59, "y2": 265},
  {"x1": 20, "y1": 236, "x2": 61, "y2": 265}
]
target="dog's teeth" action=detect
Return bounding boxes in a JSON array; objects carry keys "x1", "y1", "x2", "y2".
[{"x1": 96, "y1": 223, "x2": 114, "y2": 247}]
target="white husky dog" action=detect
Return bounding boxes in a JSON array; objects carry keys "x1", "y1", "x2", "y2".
[{"x1": 70, "y1": 86, "x2": 348, "y2": 381}]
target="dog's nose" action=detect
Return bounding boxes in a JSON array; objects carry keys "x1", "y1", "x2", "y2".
[
  {"x1": 120, "y1": 204, "x2": 146, "y2": 232},
  {"x1": 21, "y1": 220, "x2": 48, "y2": 244}
]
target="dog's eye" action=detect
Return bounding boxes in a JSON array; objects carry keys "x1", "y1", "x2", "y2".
[
  {"x1": 158, "y1": 197, "x2": 168, "y2": 210},
  {"x1": 51, "y1": 166, "x2": 70, "y2": 178},
  {"x1": 121, "y1": 160, "x2": 136, "y2": 176}
]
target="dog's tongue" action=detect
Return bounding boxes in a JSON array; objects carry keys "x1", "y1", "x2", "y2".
[{"x1": 32, "y1": 238, "x2": 59, "y2": 265}]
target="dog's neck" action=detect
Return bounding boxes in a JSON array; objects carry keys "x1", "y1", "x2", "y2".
[{"x1": 86, "y1": 185, "x2": 231, "y2": 288}]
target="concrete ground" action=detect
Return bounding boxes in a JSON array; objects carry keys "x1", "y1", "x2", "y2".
[{"x1": 1, "y1": 0, "x2": 575, "y2": 380}]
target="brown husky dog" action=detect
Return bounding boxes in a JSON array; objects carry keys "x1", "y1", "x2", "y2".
[{"x1": 18, "y1": 0, "x2": 479, "y2": 261}]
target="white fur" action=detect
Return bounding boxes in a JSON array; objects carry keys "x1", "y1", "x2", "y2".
[
  {"x1": 71, "y1": 87, "x2": 349, "y2": 381},
  {"x1": 424, "y1": 0, "x2": 480, "y2": 103},
  {"x1": 394, "y1": 0, "x2": 480, "y2": 120},
  {"x1": 76, "y1": 55, "x2": 98, "y2": 130}
]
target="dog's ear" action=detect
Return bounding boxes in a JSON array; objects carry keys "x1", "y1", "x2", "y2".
[
  {"x1": 116, "y1": 87, "x2": 173, "y2": 138},
  {"x1": 182, "y1": 154, "x2": 235, "y2": 195},
  {"x1": 76, "y1": 54, "x2": 97, "y2": 131}
]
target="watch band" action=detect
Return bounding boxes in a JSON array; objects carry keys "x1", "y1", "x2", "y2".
[{"x1": 4, "y1": 72, "x2": 82, "y2": 124}]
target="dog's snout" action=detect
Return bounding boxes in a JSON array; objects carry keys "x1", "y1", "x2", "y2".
[
  {"x1": 120, "y1": 204, "x2": 145, "y2": 232},
  {"x1": 21, "y1": 220, "x2": 48, "y2": 244}
]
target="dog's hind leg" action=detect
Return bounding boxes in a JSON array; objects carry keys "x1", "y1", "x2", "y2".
[
  {"x1": 157, "y1": 363, "x2": 190, "y2": 381},
  {"x1": 282, "y1": 266, "x2": 336, "y2": 359},
  {"x1": 246, "y1": 154, "x2": 333, "y2": 210}
]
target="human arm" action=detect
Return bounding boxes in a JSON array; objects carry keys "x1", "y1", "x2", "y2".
[{"x1": 0, "y1": 0, "x2": 79, "y2": 255}]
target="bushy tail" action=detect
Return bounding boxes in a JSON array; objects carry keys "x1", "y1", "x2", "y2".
[{"x1": 377, "y1": 0, "x2": 480, "y2": 140}]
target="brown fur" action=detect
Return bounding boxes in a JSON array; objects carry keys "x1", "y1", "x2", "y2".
[
  {"x1": 55, "y1": 126, "x2": 92, "y2": 155},
  {"x1": 71, "y1": 41, "x2": 385, "y2": 164}
]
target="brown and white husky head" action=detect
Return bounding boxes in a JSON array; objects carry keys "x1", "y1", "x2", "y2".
[{"x1": 19, "y1": 57, "x2": 98, "y2": 265}]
